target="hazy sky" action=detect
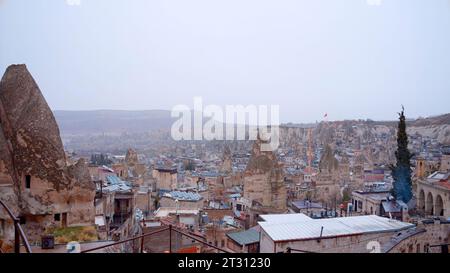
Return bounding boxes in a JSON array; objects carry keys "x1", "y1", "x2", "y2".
[{"x1": 1, "y1": 0, "x2": 449, "y2": 123}]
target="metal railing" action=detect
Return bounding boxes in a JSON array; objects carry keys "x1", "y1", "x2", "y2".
[
  {"x1": 0, "y1": 199, "x2": 32, "y2": 253},
  {"x1": 82, "y1": 224, "x2": 230, "y2": 253},
  {"x1": 286, "y1": 247, "x2": 315, "y2": 253}
]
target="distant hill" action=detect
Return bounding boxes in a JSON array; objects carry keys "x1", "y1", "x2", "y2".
[
  {"x1": 54, "y1": 110, "x2": 450, "y2": 136},
  {"x1": 54, "y1": 110, "x2": 450, "y2": 152},
  {"x1": 54, "y1": 110, "x2": 175, "y2": 135},
  {"x1": 410, "y1": 113, "x2": 450, "y2": 127}
]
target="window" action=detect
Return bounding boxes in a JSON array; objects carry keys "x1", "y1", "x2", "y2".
[
  {"x1": 54, "y1": 213, "x2": 61, "y2": 221},
  {"x1": 19, "y1": 216, "x2": 26, "y2": 225},
  {"x1": 25, "y1": 175, "x2": 31, "y2": 189}
]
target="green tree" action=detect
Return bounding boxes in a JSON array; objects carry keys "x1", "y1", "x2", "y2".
[{"x1": 390, "y1": 106, "x2": 413, "y2": 203}]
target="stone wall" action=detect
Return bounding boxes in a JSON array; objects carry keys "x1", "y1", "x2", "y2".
[
  {"x1": 387, "y1": 221, "x2": 450, "y2": 253},
  {"x1": 153, "y1": 170, "x2": 177, "y2": 191}
]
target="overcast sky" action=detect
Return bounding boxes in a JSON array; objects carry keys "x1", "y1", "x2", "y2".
[{"x1": 0, "y1": 0, "x2": 449, "y2": 123}]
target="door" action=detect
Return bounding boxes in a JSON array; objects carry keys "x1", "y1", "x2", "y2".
[{"x1": 62, "y1": 213, "x2": 67, "y2": 228}]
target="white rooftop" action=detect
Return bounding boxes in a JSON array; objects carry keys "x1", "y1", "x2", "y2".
[
  {"x1": 154, "y1": 207, "x2": 200, "y2": 218},
  {"x1": 259, "y1": 213, "x2": 312, "y2": 223},
  {"x1": 259, "y1": 214, "x2": 414, "y2": 242},
  {"x1": 427, "y1": 171, "x2": 450, "y2": 181}
]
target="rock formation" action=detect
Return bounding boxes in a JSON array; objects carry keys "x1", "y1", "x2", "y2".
[
  {"x1": 319, "y1": 145, "x2": 339, "y2": 174},
  {"x1": 125, "y1": 148, "x2": 139, "y2": 165},
  {"x1": 219, "y1": 144, "x2": 232, "y2": 174},
  {"x1": 112, "y1": 148, "x2": 148, "y2": 186},
  {"x1": 243, "y1": 135, "x2": 287, "y2": 219},
  {"x1": 0, "y1": 65, "x2": 95, "y2": 248}
]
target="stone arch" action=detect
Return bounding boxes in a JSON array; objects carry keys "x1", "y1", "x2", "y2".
[
  {"x1": 425, "y1": 192, "x2": 434, "y2": 215},
  {"x1": 418, "y1": 189, "x2": 425, "y2": 211},
  {"x1": 435, "y1": 195, "x2": 444, "y2": 216}
]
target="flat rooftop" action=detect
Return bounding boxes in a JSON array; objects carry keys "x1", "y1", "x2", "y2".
[
  {"x1": 163, "y1": 190, "x2": 203, "y2": 201},
  {"x1": 154, "y1": 207, "x2": 200, "y2": 218},
  {"x1": 259, "y1": 213, "x2": 312, "y2": 223},
  {"x1": 259, "y1": 214, "x2": 414, "y2": 242}
]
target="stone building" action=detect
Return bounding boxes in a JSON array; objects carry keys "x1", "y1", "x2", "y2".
[
  {"x1": 258, "y1": 213, "x2": 414, "y2": 253},
  {"x1": 351, "y1": 188, "x2": 390, "y2": 216},
  {"x1": 0, "y1": 65, "x2": 95, "y2": 249},
  {"x1": 351, "y1": 149, "x2": 373, "y2": 186},
  {"x1": 441, "y1": 154, "x2": 450, "y2": 172},
  {"x1": 243, "y1": 137, "x2": 287, "y2": 226},
  {"x1": 314, "y1": 145, "x2": 341, "y2": 204},
  {"x1": 91, "y1": 166, "x2": 140, "y2": 241},
  {"x1": 417, "y1": 170, "x2": 450, "y2": 218},
  {"x1": 159, "y1": 190, "x2": 204, "y2": 210},
  {"x1": 415, "y1": 157, "x2": 427, "y2": 179},
  {"x1": 226, "y1": 229, "x2": 260, "y2": 253},
  {"x1": 338, "y1": 154, "x2": 351, "y2": 181},
  {"x1": 153, "y1": 167, "x2": 177, "y2": 191},
  {"x1": 112, "y1": 148, "x2": 148, "y2": 187},
  {"x1": 385, "y1": 219, "x2": 450, "y2": 253}
]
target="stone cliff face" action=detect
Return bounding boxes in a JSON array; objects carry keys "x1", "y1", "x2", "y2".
[
  {"x1": 0, "y1": 65, "x2": 67, "y2": 191},
  {"x1": 280, "y1": 119, "x2": 449, "y2": 160},
  {"x1": 0, "y1": 65, "x2": 95, "y2": 245}
]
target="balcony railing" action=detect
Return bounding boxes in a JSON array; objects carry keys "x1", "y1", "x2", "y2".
[
  {"x1": 82, "y1": 224, "x2": 230, "y2": 253},
  {"x1": 0, "y1": 199, "x2": 32, "y2": 253}
]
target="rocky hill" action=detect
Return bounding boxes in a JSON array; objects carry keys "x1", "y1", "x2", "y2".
[
  {"x1": 54, "y1": 109, "x2": 174, "y2": 135},
  {"x1": 54, "y1": 108, "x2": 450, "y2": 153}
]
